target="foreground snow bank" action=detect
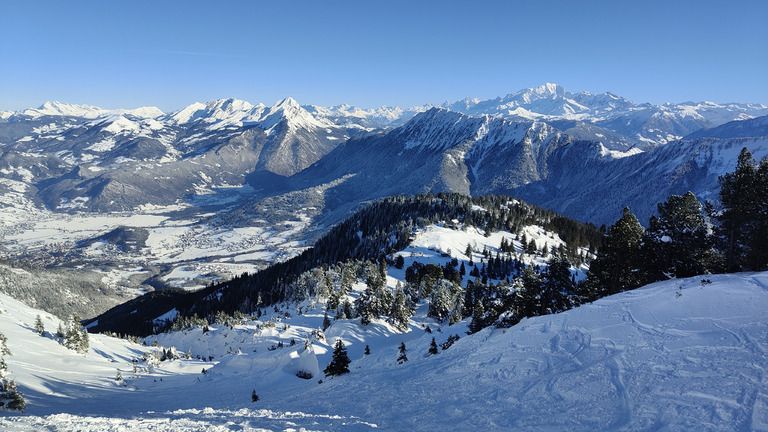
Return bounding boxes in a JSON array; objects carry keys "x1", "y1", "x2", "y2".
[
  {"x1": 1, "y1": 272, "x2": 767, "y2": 431},
  {"x1": 265, "y1": 272, "x2": 768, "y2": 431}
]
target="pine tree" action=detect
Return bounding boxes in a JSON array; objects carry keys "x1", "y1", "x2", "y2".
[
  {"x1": 717, "y1": 148, "x2": 768, "y2": 271},
  {"x1": 63, "y1": 314, "x2": 89, "y2": 354},
  {"x1": 428, "y1": 279, "x2": 454, "y2": 322},
  {"x1": 323, "y1": 339, "x2": 351, "y2": 377},
  {"x1": 0, "y1": 332, "x2": 25, "y2": 412},
  {"x1": 641, "y1": 191, "x2": 717, "y2": 281},
  {"x1": 584, "y1": 207, "x2": 645, "y2": 298},
  {"x1": 322, "y1": 311, "x2": 331, "y2": 331},
  {"x1": 356, "y1": 284, "x2": 380, "y2": 325},
  {"x1": 397, "y1": 342, "x2": 408, "y2": 364},
  {"x1": 468, "y1": 300, "x2": 486, "y2": 333},
  {"x1": 388, "y1": 283, "x2": 411, "y2": 332},
  {"x1": 34, "y1": 315, "x2": 44, "y2": 335},
  {"x1": 518, "y1": 266, "x2": 544, "y2": 317},
  {"x1": 541, "y1": 255, "x2": 574, "y2": 314},
  {"x1": 428, "y1": 337, "x2": 438, "y2": 355}
]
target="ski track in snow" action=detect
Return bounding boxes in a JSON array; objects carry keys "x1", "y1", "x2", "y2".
[{"x1": 1, "y1": 261, "x2": 768, "y2": 430}]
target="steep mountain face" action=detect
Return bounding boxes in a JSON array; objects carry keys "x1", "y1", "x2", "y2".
[
  {"x1": 511, "y1": 135, "x2": 768, "y2": 225},
  {"x1": 256, "y1": 109, "x2": 574, "y2": 222},
  {"x1": 0, "y1": 97, "x2": 354, "y2": 212},
  {"x1": 684, "y1": 114, "x2": 768, "y2": 140},
  {"x1": 246, "y1": 110, "x2": 768, "y2": 229}
]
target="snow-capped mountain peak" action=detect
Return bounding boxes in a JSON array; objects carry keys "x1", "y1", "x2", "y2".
[
  {"x1": 26, "y1": 101, "x2": 107, "y2": 118},
  {"x1": 270, "y1": 97, "x2": 301, "y2": 112},
  {"x1": 167, "y1": 98, "x2": 265, "y2": 128},
  {"x1": 524, "y1": 82, "x2": 566, "y2": 100},
  {"x1": 204, "y1": 98, "x2": 255, "y2": 114},
  {"x1": 167, "y1": 102, "x2": 209, "y2": 124},
  {"x1": 18, "y1": 101, "x2": 164, "y2": 120},
  {"x1": 258, "y1": 97, "x2": 329, "y2": 131}
]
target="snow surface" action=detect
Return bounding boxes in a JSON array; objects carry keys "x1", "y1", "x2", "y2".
[{"x1": 1, "y1": 255, "x2": 767, "y2": 430}]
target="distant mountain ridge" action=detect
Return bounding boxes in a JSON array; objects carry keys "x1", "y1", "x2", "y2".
[{"x1": 1, "y1": 84, "x2": 767, "y2": 223}]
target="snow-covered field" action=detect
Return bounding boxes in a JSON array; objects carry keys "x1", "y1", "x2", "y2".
[
  {"x1": 1, "y1": 261, "x2": 767, "y2": 431},
  {"x1": 0, "y1": 200, "x2": 311, "y2": 291}
]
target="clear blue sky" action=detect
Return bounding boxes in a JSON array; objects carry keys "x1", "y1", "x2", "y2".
[{"x1": 1, "y1": 0, "x2": 766, "y2": 112}]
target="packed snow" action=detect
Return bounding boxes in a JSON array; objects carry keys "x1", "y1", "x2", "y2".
[{"x1": 1, "y1": 250, "x2": 767, "y2": 430}]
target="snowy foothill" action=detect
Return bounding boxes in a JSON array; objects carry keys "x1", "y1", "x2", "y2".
[{"x1": 1, "y1": 221, "x2": 767, "y2": 430}]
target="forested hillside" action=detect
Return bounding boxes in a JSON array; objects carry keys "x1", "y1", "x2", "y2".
[{"x1": 88, "y1": 194, "x2": 603, "y2": 336}]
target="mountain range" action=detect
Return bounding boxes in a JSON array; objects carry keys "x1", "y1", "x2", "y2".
[
  {"x1": 1, "y1": 84, "x2": 767, "y2": 302},
  {"x1": 2, "y1": 83, "x2": 766, "y2": 218}
]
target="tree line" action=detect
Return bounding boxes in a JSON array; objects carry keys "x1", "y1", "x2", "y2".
[
  {"x1": 583, "y1": 147, "x2": 768, "y2": 299},
  {"x1": 93, "y1": 193, "x2": 602, "y2": 336}
]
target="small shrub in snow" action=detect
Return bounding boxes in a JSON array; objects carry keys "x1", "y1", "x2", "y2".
[
  {"x1": 440, "y1": 334, "x2": 460, "y2": 351},
  {"x1": 397, "y1": 342, "x2": 408, "y2": 364},
  {"x1": 34, "y1": 315, "x2": 44, "y2": 335}
]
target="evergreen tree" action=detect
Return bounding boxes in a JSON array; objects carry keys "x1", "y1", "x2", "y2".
[
  {"x1": 322, "y1": 311, "x2": 331, "y2": 331},
  {"x1": 468, "y1": 300, "x2": 486, "y2": 333},
  {"x1": 518, "y1": 266, "x2": 544, "y2": 317},
  {"x1": 0, "y1": 332, "x2": 25, "y2": 412},
  {"x1": 340, "y1": 263, "x2": 355, "y2": 296},
  {"x1": 63, "y1": 314, "x2": 89, "y2": 354},
  {"x1": 428, "y1": 337, "x2": 438, "y2": 355},
  {"x1": 34, "y1": 315, "x2": 44, "y2": 335},
  {"x1": 388, "y1": 283, "x2": 411, "y2": 332},
  {"x1": 641, "y1": 191, "x2": 717, "y2": 281},
  {"x1": 584, "y1": 207, "x2": 645, "y2": 298},
  {"x1": 428, "y1": 279, "x2": 455, "y2": 322},
  {"x1": 717, "y1": 148, "x2": 768, "y2": 271},
  {"x1": 355, "y1": 285, "x2": 377, "y2": 325},
  {"x1": 323, "y1": 339, "x2": 351, "y2": 377},
  {"x1": 541, "y1": 255, "x2": 574, "y2": 314},
  {"x1": 397, "y1": 342, "x2": 408, "y2": 364}
]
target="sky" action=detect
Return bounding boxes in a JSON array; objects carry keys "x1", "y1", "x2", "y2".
[{"x1": 1, "y1": 0, "x2": 767, "y2": 112}]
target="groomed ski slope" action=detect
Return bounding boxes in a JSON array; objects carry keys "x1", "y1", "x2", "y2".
[{"x1": 1, "y1": 270, "x2": 766, "y2": 431}]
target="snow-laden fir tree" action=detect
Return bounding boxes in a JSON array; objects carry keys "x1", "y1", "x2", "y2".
[
  {"x1": 388, "y1": 282, "x2": 411, "y2": 332},
  {"x1": 0, "y1": 332, "x2": 25, "y2": 412},
  {"x1": 323, "y1": 339, "x2": 350, "y2": 377},
  {"x1": 34, "y1": 315, "x2": 44, "y2": 335},
  {"x1": 641, "y1": 191, "x2": 716, "y2": 281},
  {"x1": 428, "y1": 279, "x2": 455, "y2": 322},
  {"x1": 63, "y1": 314, "x2": 89, "y2": 354}
]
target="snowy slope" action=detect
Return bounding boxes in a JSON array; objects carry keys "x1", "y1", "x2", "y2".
[{"x1": 1, "y1": 232, "x2": 767, "y2": 431}]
